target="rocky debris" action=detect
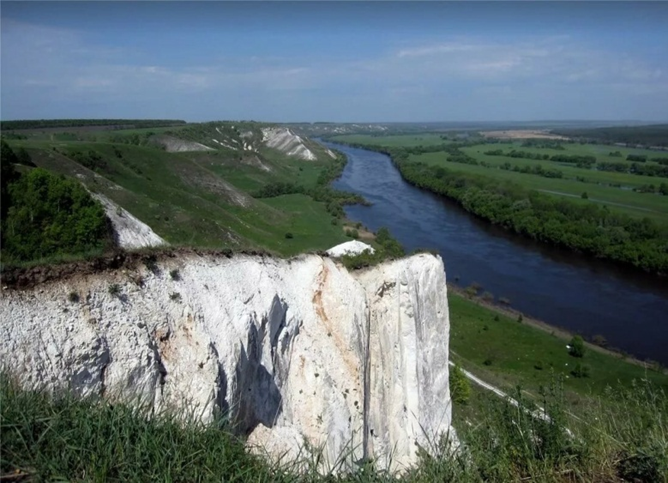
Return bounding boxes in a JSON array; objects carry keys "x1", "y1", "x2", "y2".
[{"x1": 0, "y1": 253, "x2": 452, "y2": 473}]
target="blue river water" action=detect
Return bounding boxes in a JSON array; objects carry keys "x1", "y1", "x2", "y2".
[{"x1": 325, "y1": 141, "x2": 668, "y2": 365}]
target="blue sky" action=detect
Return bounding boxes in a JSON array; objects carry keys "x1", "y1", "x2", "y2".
[{"x1": 2, "y1": 2, "x2": 667, "y2": 122}]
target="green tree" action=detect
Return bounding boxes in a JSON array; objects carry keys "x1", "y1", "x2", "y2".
[
  {"x1": 569, "y1": 335, "x2": 586, "y2": 358},
  {"x1": 1, "y1": 140, "x2": 19, "y2": 221},
  {"x1": 2, "y1": 168, "x2": 112, "y2": 263}
]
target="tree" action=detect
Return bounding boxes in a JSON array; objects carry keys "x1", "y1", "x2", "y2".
[
  {"x1": 569, "y1": 335, "x2": 586, "y2": 358},
  {"x1": 449, "y1": 364, "x2": 471, "y2": 404},
  {"x1": 2, "y1": 168, "x2": 112, "y2": 263}
]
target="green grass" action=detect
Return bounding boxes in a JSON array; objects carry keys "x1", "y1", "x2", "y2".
[
  {"x1": 332, "y1": 133, "x2": 452, "y2": 147},
  {"x1": 5, "y1": 124, "x2": 351, "y2": 257},
  {"x1": 448, "y1": 291, "x2": 668, "y2": 399},
  {"x1": 3, "y1": 369, "x2": 666, "y2": 482},
  {"x1": 412, "y1": 151, "x2": 668, "y2": 222}
]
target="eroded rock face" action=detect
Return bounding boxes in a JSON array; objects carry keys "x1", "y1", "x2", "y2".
[{"x1": 0, "y1": 253, "x2": 452, "y2": 472}]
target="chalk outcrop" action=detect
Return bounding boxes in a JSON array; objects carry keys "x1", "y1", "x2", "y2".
[
  {"x1": 262, "y1": 127, "x2": 317, "y2": 161},
  {"x1": 0, "y1": 253, "x2": 452, "y2": 472},
  {"x1": 93, "y1": 194, "x2": 167, "y2": 249},
  {"x1": 326, "y1": 240, "x2": 375, "y2": 257}
]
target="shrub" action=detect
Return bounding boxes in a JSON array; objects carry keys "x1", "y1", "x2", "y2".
[
  {"x1": 170, "y1": 292, "x2": 181, "y2": 302},
  {"x1": 68, "y1": 292, "x2": 80, "y2": 303},
  {"x1": 143, "y1": 255, "x2": 158, "y2": 273},
  {"x1": 569, "y1": 335, "x2": 586, "y2": 358},
  {"x1": 571, "y1": 363, "x2": 590, "y2": 378},
  {"x1": 483, "y1": 358, "x2": 493, "y2": 366},
  {"x1": 169, "y1": 269, "x2": 180, "y2": 281},
  {"x1": 449, "y1": 365, "x2": 471, "y2": 404},
  {"x1": 284, "y1": 232, "x2": 293, "y2": 239},
  {"x1": 108, "y1": 284, "x2": 121, "y2": 296}
]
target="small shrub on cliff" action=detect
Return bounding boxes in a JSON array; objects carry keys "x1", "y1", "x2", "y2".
[
  {"x1": 68, "y1": 292, "x2": 80, "y2": 303},
  {"x1": 169, "y1": 269, "x2": 180, "y2": 281},
  {"x1": 449, "y1": 364, "x2": 471, "y2": 404},
  {"x1": 108, "y1": 284, "x2": 121, "y2": 297}
]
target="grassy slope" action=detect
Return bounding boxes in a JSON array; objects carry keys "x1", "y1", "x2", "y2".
[
  {"x1": 5, "y1": 124, "x2": 349, "y2": 256},
  {"x1": 448, "y1": 291, "x2": 668, "y2": 400}
]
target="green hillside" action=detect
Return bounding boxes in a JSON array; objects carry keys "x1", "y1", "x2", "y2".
[{"x1": 1, "y1": 121, "x2": 358, "y2": 264}]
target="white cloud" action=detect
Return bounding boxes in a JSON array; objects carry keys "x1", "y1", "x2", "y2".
[{"x1": 1, "y1": 19, "x2": 666, "y2": 121}]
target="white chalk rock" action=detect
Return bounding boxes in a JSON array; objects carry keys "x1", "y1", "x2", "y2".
[
  {"x1": 326, "y1": 240, "x2": 375, "y2": 258},
  {"x1": 0, "y1": 253, "x2": 452, "y2": 473}
]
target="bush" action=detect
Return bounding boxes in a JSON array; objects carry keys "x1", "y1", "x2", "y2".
[
  {"x1": 344, "y1": 228, "x2": 358, "y2": 239},
  {"x1": 569, "y1": 335, "x2": 586, "y2": 358},
  {"x1": 68, "y1": 292, "x2": 80, "y2": 303},
  {"x1": 169, "y1": 269, "x2": 180, "y2": 281},
  {"x1": 1, "y1": 165, "x2": 111, "y2": 264},
  {"x1": 170, "y1": 292, "x2": 181, "y2": 302},
  {"x1": 571, "y1": 362, "x2": 590, "y2": 378},
  {"x1": 449, "y1": 365, "x2": 471, "y2": 404},
  {"x1": 108, "y1": 284, "x2": 121, "y2": 296},
  {"x1": 284, "y1": 232, "x2": 293, "y2": 239}
]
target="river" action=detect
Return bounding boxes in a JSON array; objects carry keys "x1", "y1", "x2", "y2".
[{"x1": 324, "y1": 141, "x2": 668, "y2": 365}]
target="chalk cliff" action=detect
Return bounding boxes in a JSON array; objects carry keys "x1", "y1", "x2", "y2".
[{"x1": 0, "y1": 252, "x2": 452, "y2": 472}]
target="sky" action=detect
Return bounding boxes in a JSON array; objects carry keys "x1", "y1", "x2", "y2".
[{"x1": 2, "y1": 1, "x2": 667, "y2": 123}]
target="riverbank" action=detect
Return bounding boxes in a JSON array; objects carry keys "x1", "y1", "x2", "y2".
[
  {"x1": 447, "y1": 282, "x2": 665, "y2": 373},
  {"x1": 447, "y1": 286, "x2": 668, "y2": 400}
]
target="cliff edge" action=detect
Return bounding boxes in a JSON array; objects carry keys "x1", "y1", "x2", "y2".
[{"x1": 0, "y1": 252, "x2": 452, "y2": 472}]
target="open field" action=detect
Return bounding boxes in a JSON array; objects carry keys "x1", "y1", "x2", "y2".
[
  {"x1": 448, "y1": 290, "x2": 668, "y2": 400},
  {"x1": 480, "y1": 130, "x2": 568, "y2": 140},
  {"x1": 413, "y1": 151, "x2": 668, "y2": 222},
  {"x1": 329, "y1": 133, "x2": 454, "y2": 147}
]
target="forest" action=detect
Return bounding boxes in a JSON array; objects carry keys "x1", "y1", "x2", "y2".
[{"x1": 552, "y1": 124, "x2": 668, "y2": 147}]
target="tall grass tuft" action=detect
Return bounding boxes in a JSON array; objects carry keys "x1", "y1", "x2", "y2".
[{"x1": 1, "y1": 374, "x2": 666, "y2": 482}]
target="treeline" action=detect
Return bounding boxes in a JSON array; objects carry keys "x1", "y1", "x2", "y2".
[
  {"x1": 499, "y1": 162, "x2": 563, "y2": 178},
  {"x1": 520, "y1": 139, "x2": 566, "y2": 150},
  {"x1": 552, "y1": 124, "x2": 668, "y2": 148},
  {"x1": 598, "y1": 161, "x2": 668, "y2": 178},
  {"x1": 1, "y1": 141, "x2": 113, "y2": 264},
  {"x1": 0, "y1": 119, "x2": 187, "y2": 130},
  {"x1": 485, "y1": 149, "x2": 596, "y2": 168},
  {"x1": 337, "y1": 142, "x2": 668, "y2": 275}
]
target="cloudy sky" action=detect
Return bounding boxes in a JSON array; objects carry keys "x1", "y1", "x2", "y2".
[{"x1": 2, "y1": 1, "x2": 667, "y2": 122}]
